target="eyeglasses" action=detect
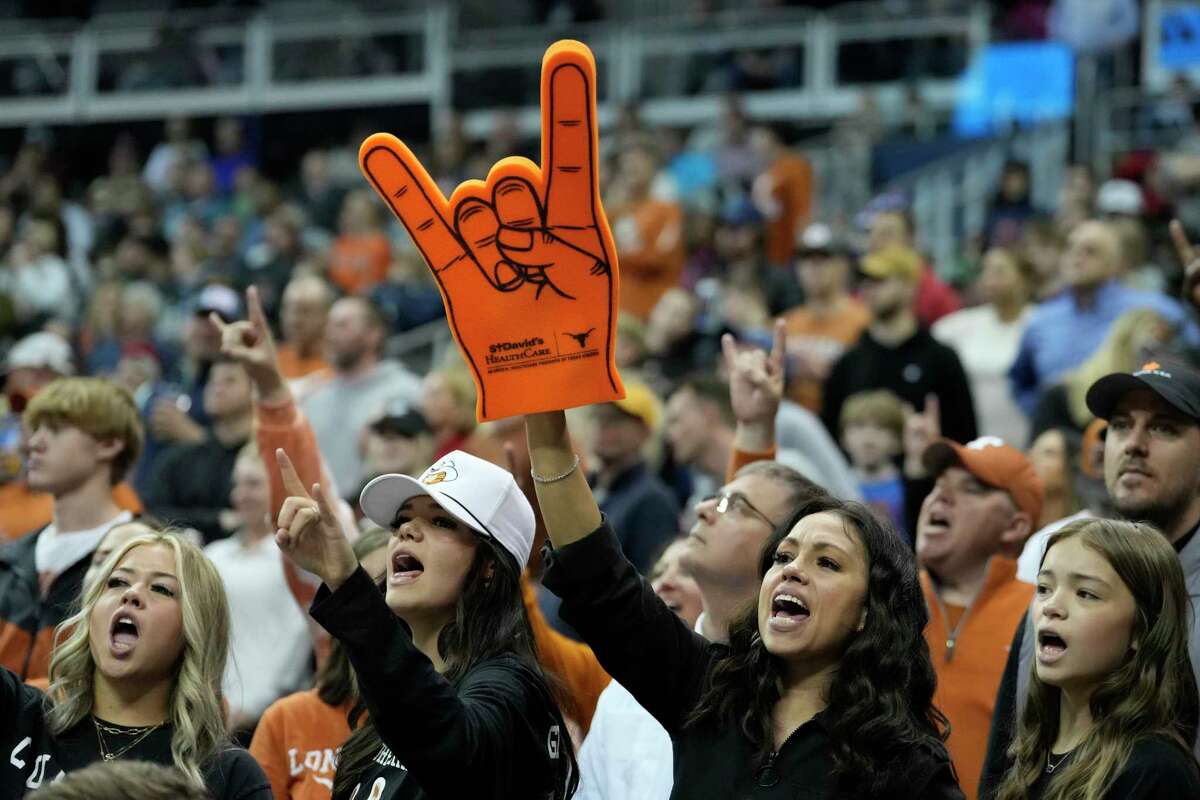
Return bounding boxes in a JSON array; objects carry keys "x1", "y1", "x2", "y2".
[{"x1": 704, "y1": 492, "x2": 778, "y2": 529}]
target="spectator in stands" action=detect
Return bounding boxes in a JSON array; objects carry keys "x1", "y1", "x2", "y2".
[
  {"x1": 984, "y1": 160, "x2": 1038, "y2": 247},
  {"x1": 1, "y1": 530, "x2": 271, "y2": 798},
  {"x1": 821, "y1": 245, "x2": 978, "y2": 446},
  {"x1": 782, "y1": 223, "x2": 871, "y2": 413},
  {"x1": 1029, "y1": 308, "x2": 1174, "y2": 442},
  {"x1": 418, "y1": 364, "x2": 502, "y2": 464},
  {"x1": 210, "y1": 117, "x2": 256, "y2": 198},
  {"x1": 0, "y1": 378, "x2": 142, "y2": 681},
  {"x1": 299, "y1": 295, "x2": 422, "y2": 491},
  {"x1": 867, "y1": 208, "x2": 962, "y2": 326},
  {"x1": 143, "y1": 116, "x2": 208, "y2": 197},
  {"x1": 238, "y1": 206, "x2": 305, "y2": 320},
  {"x1": 274, "y1": 274, "x2": 332, "y2": 381},
  {"x1": 933, "y1": 247, "x2": 1035, "y2": 447},
  {"x1": 143, "y1": 358, "x2": 253, "y2": 544},
  {"x1": 328, "y1": 189, "x2": 390, "y2": 295},
  {"x1": 573, "y1": 535, "x2": 702, "y2": 800},
  {"x1": 1017, "y1": 428, "x2": 1090, "y2": 583},
  {"x1": 915, "y1": 437, "x2": 1042, "y2": 800},
  {"x1": 607, "y1": 142, "x2": 685, "y2": 320},
  {"x1": 293, "y1": 149, "x2": 345, "y2": 234},
  {"x1": 272, "y1": 447, "x2": 579, "y2": 799},
  {"x1": 1019, "y1": 217, "x2": 1067, "y2": 300},
  {"x1": 5, "y1": 215, "x2": 77, "y2": 328},
  {"x1": 713, "y1": 191, "x2": 800, "y2": 316},
  {"x1": 357, "y1": 402, "x2": 434, "y2": 493},
  {"x1": 748, "y1": 124, "x2": 813, "y2": 269},
  {"x1": 248, "y1": 527, "x2": 391, "y2": 800},
  {"x1": 0, "y1": 331, "x2": 76, "y2": 536},
  {"x1": 205, "y1": 443, "x2": 311, "y2": 735},
  {"x1": 993, "y1": 518, "x2": 1200, "y2": 799},
  {"x1": 839, "y1": 390, "x2": 907, "y2": 537},
  {"x1": 28, "y1": 760, "x2": 209, "y2": 800},
  {"x1": 667, "y1": 375, "x2": 841, "y2": 508},
  {"x1": 530, "y1": 412, "x2": 961, "y2": 796},
  {"x1": 1009, "y1": 220, "x2": 1197, "y2": 417},
  {"x1": 642, "y1": 287, "x2": 722, "y2": 389},
  {"x1": 587, "y1": 382, "x2": 680, "y2": 573},
  {"x1": 980, "y1": 359, "x2": 1200, "y2": 792}
]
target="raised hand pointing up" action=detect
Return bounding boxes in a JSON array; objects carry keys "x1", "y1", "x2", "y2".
[{"x1": 360, "y1": 40, "x2": 625, "y2": 421}]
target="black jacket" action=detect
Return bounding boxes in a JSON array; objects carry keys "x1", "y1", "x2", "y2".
[
  {"x1": 542, "y1": 521, "x2": 964, "y2": 799},
  {"x1": 142, "y1": 435, "x2": 245, "y2": 544},
  {"x1": 309, "y1": 566, "x2": 568, "y2": 800},
  {"x1": 821, "y1": 327, "x2": 978, "y2": 445},
  {"x1": 0, "y1": 527, "x2": 85, "y2": 681},
  {"x1": 0, "y1": 666, "x2": 270, "y2": 799}
]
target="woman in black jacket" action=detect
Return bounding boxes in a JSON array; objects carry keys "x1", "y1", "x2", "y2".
[
  {"x1": 272, "y1": 447, "x2": 577, "y2": 800},
  {"x1": 527, "y1": 410, "x2": 963, "y2": 799}
]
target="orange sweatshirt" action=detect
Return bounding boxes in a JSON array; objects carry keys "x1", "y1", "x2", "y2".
[
  {"x1": 921, "y1": 558, "x2": 1032, "y2": 800},
  {"x1": 249, "y1": 688, "x2": 352, "y2": 800}
]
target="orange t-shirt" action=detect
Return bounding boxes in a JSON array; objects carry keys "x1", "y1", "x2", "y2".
[
  {"x1": 612, "y1": 199, "x2": 684, "y2": 320},
  {"x1": 782, "y1": 297, "x2": 871, "y2": 411},
  {"x1": 764, "y1": 153, "x2": 814, "y2": 266},
  {"x1": 329, "y1": 233, "x2": 390, "y2": 294},
  {"x1": 0, "y1": 481, "x2": 142, "y2": 541},
  {"x1": 277, "y1": 344, "x2": 332, "y2": 381},
  {"x1": 249, "y1": 689, "x2": 353, "y2": 800},
  {"x1": 921, "y1": 559, "x2": 1033, "y2": 800}
]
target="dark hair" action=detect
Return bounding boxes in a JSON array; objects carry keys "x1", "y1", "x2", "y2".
[
  {"x1": 332, "y1": 536, "x2": 578, "y2": 799},
  {"x1": 733, "y1": 459, "x2": 826, "y2": 513},
  {"x1": 316, "y1": 527, "x2": 392, "y2": 707},
  {"x1": 672, "y1": 374, "x2": 734, "y2": 426},
  {"x1": 687, "y1": 496, "x2": 951, "y2": 798}
]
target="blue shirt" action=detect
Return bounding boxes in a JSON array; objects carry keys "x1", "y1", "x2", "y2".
[{"x1": 1008, "y1": 281, "x2": 1199, "y2": 415}]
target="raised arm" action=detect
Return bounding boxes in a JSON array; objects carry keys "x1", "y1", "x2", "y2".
[{"x1": 724, "y1": 319, "x2": 786, "y2": 480}]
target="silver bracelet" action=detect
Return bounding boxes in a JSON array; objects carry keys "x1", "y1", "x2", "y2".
[{"x1": 530, "y1": 454, "x2": 581, "y2": 484}]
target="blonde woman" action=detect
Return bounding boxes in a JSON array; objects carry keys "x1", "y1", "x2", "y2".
[
  {"x1": 1029, "y1": 308, "x2": 1175, "y2": 442},
  {"x1": 996, "y1": 518, "x2": 1200, "y2": 799},
  {"x1": 0, "y1": 532, "x2": 270, "y2": 799}
]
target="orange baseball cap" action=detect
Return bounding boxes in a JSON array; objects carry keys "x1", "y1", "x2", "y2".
[{"x1": 922, "y1": 436, "x2": 1044, "y2": 523}]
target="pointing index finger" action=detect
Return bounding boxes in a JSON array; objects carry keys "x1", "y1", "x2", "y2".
[
  {"x1": 542, "y1": 41, "x2": 599, "y2": 230},
  {"x1": 276, "y1": 448, "x2": 311, "y2": 500}
]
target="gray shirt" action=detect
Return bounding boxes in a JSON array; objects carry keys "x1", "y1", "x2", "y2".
[{"x1": 299, "y1": 360, "x2": 423, "y2": 494}]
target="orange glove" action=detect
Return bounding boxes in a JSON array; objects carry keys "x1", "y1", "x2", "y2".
[{"x1": 359, "y1": 40, "x2": 625, "y2": 421}]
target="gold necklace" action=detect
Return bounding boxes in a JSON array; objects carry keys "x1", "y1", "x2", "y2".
[{"x1": 92, "y1": 716, "x2": 164, "y2": 761}]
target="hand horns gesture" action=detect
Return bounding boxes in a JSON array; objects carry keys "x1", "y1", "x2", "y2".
[{"x1": 359, "y1": 40, "x2": 625, "y2": 421}]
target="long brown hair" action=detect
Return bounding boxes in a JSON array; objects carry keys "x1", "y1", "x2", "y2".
[{"x1": 996, "y1": 518, "x2": 1199, "y2": 800}]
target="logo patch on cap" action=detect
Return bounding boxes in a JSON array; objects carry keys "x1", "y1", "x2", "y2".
[
  {"x1": 967, "y1": 436, "x2": 1006, "y2": 450},
  {"x1": 421, "y1": 459, "x2": 459, "y2": 485},
  {"x1": 1135, "y1": 361, "x2": 1172, "y2": 379}
]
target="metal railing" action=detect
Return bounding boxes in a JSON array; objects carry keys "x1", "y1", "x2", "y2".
[
  {"x1": 889, "y1": 122, "x2": 1070, "y2": 273},
  {"x1": 0, "y1": 2, "x2": 987, "y2": 130}
]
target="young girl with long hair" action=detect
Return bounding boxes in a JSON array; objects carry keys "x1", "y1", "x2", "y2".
[
  {"x1": 527, "y1": 410, "x2": 962, "y2": 798},
  {"x1": 273, "y1": 447, "x2": 578, "y2": 800},
  {"x1": 996, "y1": 518, "x2": 1200, "y2": 799},
  {"x1": 0, "y1": 531, "x2": 270, "y2": 798}
]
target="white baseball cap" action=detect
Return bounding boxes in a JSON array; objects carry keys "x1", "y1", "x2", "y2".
[
  {"x1": 359, "y1": 450, "x2": 535, "y2": 569},
  {"x1": 5, "y1": 331, "x2": 75, "y2": 375}
]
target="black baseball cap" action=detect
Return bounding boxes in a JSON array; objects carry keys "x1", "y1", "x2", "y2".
[
  {"x1": 369, "y1": 398, "x2": 430, "y2": 438},
  {"x1": 1086, "y1": 360, "x2": 1200, "y2": 422}
]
